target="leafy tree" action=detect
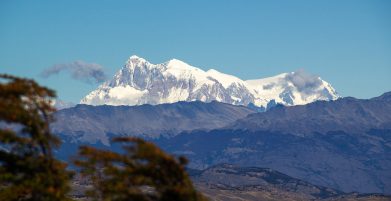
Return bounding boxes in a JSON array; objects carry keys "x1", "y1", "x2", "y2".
[
  {"x1": 0, "y1": 74, "x2": 73, "y2": 201},
  {"x1": 75, "y1": 137, "x2": 207, "y2": 201},
  {"x1": 0, "y1": 74, "x2": 206, "y2": 201}
]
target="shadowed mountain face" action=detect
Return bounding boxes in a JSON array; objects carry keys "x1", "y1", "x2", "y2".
[
  {"x1": 191, "y1": 164, "x2": 390, "y2": 201},
  {"x1": 56, "y1": 92, "x2": 391, "y2": 195},
  {"x1": 156, "y1": 128, "x2": 391, "y2": 194},
  {"x1": 230, "y1": 92, "x2": 391, "y2": 135},
  {"x1": 154, "y1": 92, "x2": 391, "y2": 194},
  {"x1": 52, "y1": 101, "x2": 255, "y2": 145}
]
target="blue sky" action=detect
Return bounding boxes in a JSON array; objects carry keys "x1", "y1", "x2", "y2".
[{"x1": 1, "y1": 0, "x2": 390, "y2": 103}]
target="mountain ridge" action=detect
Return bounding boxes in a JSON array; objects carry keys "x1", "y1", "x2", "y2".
[
  {"x1": 52, "y1": 101, "x2": 255, "y2": 145},
  {"x1": 80, "y1": 55, "x2": 339, "y2": 107},
  {"x1": 56, "y1": 91, "x2": 391, "y2": 194},
  {"x1": 229, "y1": 91, "x2": 391, "y2": 135},
  {"x1": 153, "y1": 91, "x2": 391, "y2": 194}
]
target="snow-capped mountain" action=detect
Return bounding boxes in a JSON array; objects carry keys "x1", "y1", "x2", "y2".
[
  {"x1": 80, "y1": 55, "x2": 339, "y2": 107},
  {"x1": 246, "y1": 70, "x2": 338, "y2": 106}
]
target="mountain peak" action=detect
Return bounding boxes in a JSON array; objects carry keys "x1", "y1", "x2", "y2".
[
  {"x1": 165, "y1": 58, "x2": 192, "y2": 69},
  {"x1": 81, "y1": 55, "x2": 339, "y2": 107},
  {"x1": 127, "y1": 55, "x2": 147, "y2": 64},
  {"x1": 129, "y1": 55, "x2": 143, "y2": 59}
]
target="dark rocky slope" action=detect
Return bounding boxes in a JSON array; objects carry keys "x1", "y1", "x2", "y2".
[
  {"x1": 156, "y1": 92, "x2": 391, "y2": 194},
  {"x1": 53, "y1": 101, "x2": 255, "y2": 145}
]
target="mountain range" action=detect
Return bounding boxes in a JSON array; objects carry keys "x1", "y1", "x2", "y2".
[
  {"x1": 55, "y1": 92, "x2": 391, "y2": 195},
  {"x1": 51, "y1": 55, "x2": 391, "y2": 197},
  {"x1": 53, "y1": 101, "x2": 255, "y2": 145},
  {"x1": 231, "y1": 92, "x2": 391, "y2": 135},
  {"x1": 80, "y1": 55, "x2": 339, "y2": 108},
  {"x1": 155, "y1": 92, "x2": 391, "y2": 194}
]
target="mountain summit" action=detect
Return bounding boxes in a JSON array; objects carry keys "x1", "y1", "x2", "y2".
[{"x1": 80, "y1": 56, "x2": 339, "y2": 107}]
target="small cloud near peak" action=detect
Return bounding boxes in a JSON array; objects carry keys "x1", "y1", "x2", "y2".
[{"x1": 41, "y1": 60, "x2": 107, "y2": 84}]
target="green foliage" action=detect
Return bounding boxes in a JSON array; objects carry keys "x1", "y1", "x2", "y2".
[
  {"x1": 75, "y1": 137, "x2": 208, "y2": 201},
  {"x1": 0, "y1": 74, "x2": 73, "y2": 201}
]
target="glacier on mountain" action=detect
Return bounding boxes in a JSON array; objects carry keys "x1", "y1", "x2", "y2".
[{"x1": 80, "y1": 55, "x2": 339, "y2": 107}]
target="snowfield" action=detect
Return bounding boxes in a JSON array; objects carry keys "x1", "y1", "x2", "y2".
[{"x1": 81, "y1": 55, "x2": 339, "y2": 107}]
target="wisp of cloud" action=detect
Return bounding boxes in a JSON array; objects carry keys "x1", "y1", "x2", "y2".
[
  {"x1": 41, "y1": 61, "x2": 107, "y2": 83},
  {"x1": 285, "y1": 69, "x2": 323, "y2": 95}
]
